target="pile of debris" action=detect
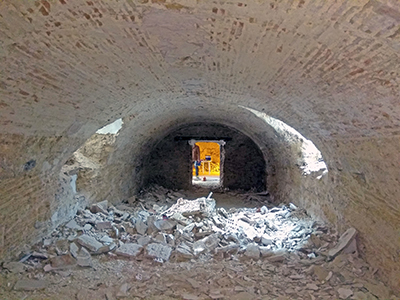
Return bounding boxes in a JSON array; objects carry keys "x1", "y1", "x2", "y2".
[
  {"x1": 4, "y1": 192, "x2": 356, "y2": 271},
  {"x1": 2, "y1": 190, "x2": 377, "y2": 298}
]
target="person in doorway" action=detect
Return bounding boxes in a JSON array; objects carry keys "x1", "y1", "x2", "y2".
[{"x1": 192, "y1": 143, "x2": 201, "y2": 180}]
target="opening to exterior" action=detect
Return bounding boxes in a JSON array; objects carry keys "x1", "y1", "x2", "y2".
[
  {"x1": 190, "y1": 140, "x2": 222, "y2": 188},
  {"x1": 142, "y1": 123, "x2": 266, "y2": 193}
]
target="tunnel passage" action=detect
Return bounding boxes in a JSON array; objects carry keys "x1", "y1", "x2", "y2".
[{"x1": 141, "y1": 123, "x2": 266, "y2": 192}]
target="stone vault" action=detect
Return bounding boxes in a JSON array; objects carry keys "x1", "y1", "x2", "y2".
[{"x1": 0, "y1": 0, "x2": 399, "y2": 292}]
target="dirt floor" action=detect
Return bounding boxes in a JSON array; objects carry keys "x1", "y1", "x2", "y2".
[{"x1": 0, "y1": 188, "x2": 397, "y2": 300}]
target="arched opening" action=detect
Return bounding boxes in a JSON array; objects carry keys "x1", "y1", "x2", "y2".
[{"x1": 141, "y1": 122, "x2": 267, "y2": 192}]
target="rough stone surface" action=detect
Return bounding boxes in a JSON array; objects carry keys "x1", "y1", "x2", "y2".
[
  {"x1": 146, "y1": 243, "x2": 172, "y2": 261},
  {"x1": 244, "y1": 244, "x2": 260, "y2": 259},
  {"x1": 13, "y1": 279, "x2": 48, "y2": 291},
  {"x1": 76, "y1": 235, "x2": 103, "y2": 253},
  {"x1": 115, "y1": 243, "x2": 143, "y2": 258},
  {"x1": 0, "y1": 0, "x2": 400, "y2": 294}
]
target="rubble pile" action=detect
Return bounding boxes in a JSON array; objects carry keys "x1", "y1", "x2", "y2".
[{"x1": 0, "y1": 189, "x2": 397, "y2": 299}]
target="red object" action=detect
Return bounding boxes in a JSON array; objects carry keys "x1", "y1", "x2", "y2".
[{"x1": 203, "y1": 176, "x2": 206, "y2": 181}]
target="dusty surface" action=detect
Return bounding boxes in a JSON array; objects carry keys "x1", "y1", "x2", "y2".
[{"x1": 0, "y1": 190, "x2": 397, "y2": 300}]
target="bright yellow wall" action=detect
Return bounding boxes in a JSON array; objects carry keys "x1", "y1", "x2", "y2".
[{"x1": 193, "y1": 142, "x2": 220, "y2": 176}]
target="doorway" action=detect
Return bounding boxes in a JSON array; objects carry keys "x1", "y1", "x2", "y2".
[{"x1": 190, "y1": 140, "x2": 224, "y2": 188}]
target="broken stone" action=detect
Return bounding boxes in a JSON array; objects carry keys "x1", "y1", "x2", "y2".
[
  {"x1": 175, "y1": 243, "x2": 194, "y2": 260},
  {"x1": 83, "y1": 224, "x2": 92, "y2": 231},
  {"x1": 31, "y1": 251, "x2": 48, "y2": 259},
  {"x1": 77, "y1": 253, "x2": 92, "y2": 267},
  {"x1": 259, "y1": 246, "x2": 273, "y2": 257},
  {"x1": 65, "y1": 219, "x2": 82, "y2": 230},
  {"x1": 43, "y1": 238, "x2": 52, "y2": 247},
  {"x1": 115, "y1": 243, "x2": 143, "y2": 258},
  {"x1": 328, "y1": 227, "x2": 357, "y2": 259},
  {"x1": 154, "y1": 233, "x2": 167, "y2": 244},
  {"x1": 136, "y1": 219, "x2": 148, "y2": 235},
  {"x1": 76, "y1": 234, "x2": 104, "y2": 253},
  {"x1": 137, "y1": 235, "x2": 152, "y2": 246},
  {"x1": 96, "y1": 221, "x2": 112, "y2": 230},
  {"x1": 313, "y1": 265, "x2": 329, "y2": 281},
  {"x1": 99, "y1": 235, "x2": 114, "y2": 244},
  {"x1": 116, "y1": 283, "x2": 130, "y2": 298},
  {"x1": 268, "y1": 254, "x2": 286, "y2": 263},
  {"x1": 245, "y1": 243, "x2": 260, "y2": 259},
  {"x1": 137, "y1": 210, "x2": 151, "y2": 222},
  {"x1": 90, "y1": 200, "x2": 108, "y2": 214},
  {"x1": 154, "y1": 219, "x2": 176, "y2": 232},
  {"x1": 70, "y1": 242, "x2": 79, "y2": 258},
  {"x1": 146, "y1": 243, "x2": 172, "y2": 261},
  {"x1": 337, "y1": 287, "x2": 353, "y2": 299},
  {"x1": 14, "y1": 279, "x2": 48, "y2": 291},
  {"x1": 170, "y1": 212, "x2": 191, "y2": 226},
  {"x1": 3, "y1": 261, "x2": 26, "y2": 273},
  {"x1": 43, "y1": 264, "x2": 53, "y2": 272},
  {"x1": 261, "y1": 236, "x2": 274, "y2": 246},
  {"x1": 306, "y1": 283, "x2": 319, "y2": 291},
  {"x1": 193, "y1": 234, "x2": 220, "y2": 256},
  {"x1": 50, "y1": 253, "x2": 76, "y2": 269}
]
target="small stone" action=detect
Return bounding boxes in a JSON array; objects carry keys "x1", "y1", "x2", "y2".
[
  {"x1": 3, "y1": 262, "x2": 25, "y2": 273},
  {"x1": 83, "y1": 224, "x2": 92, "y2": 231},
  {"x1": 231, "y1": 292, "x2": 256, "y2": 300},
  {"x1": 90, "y1": 200, "x2": 108, "y2": 214},
  {"x1": 77, "y1": 255, "x2": 92, "y2": 267},
  {"x1": 154, "y1": 233, "x2": 167, "y2": 244},
  {"x1": 70, "y1": 242, "x2": 79, "y2": 258},
  {"x1": 306, "y1": 283, "x2": 319, "y2": 291},
  {"x1": 154, "y1": 219, "x2": 176, "y2": 232},
  {"x1": 182, "y1": 293, "x2": 199, "y2": 300},
  {"x1": 65, "y1": 219, "x2": 82, "y2": 230},
  {"x1": 115, "y1": 243, "x2": 143, "y2": 258},
  {"x1": 245, "y1": 243, "x2": 260, "y2": 259},
  {"x1": 43, "y1": 264, "x2": 53, "y2": 272},
  {"x1": 99, "y1": 235, "x2": 114, "y2": 244},
  {"x1": 259, "y1": 246, "x2": 273, "y2": 257},
  {"x1": 337, "y1": 288, "x2": 353, "y2": 299},
  {"x1": 175, "y1": 242, "x2": 194, "y2": 260},
  {"x1": 50, "y1": 254, "x2": 76, "y2": 269},
  {"x1": 76, "y1": 234, "x2": 104, "y2": 253},
  {"x1": 31, "y1": 251, "x2": 48, "y2": 259},
  {"x1": 137, "y1": 235, "x2": 152, "y2": 246},
  {"x1": 14, "y1": 279, "x2": 48, "y2": 291},
  {"x1": 313, "y1": 265, "x2": 329, "y2": 281},
  {"x1": 261, "y1": 236, "x2": 274, "y2": 246},
  {"x1": 116, "y1": 283, "x2": 130, "y2": 298},
  {"x1": 43, "y1": 238, "x2": 52, "y2": 247},
  {"x1": 96, "y1": 221, "x2": 112, "y2": 230},
  {"x1": 146, "y1": 243, "x2": 172, "y2": 261},
  {"x1": 328, "y1": 227, "x2": 357, "y2": 259},
  {"x1": 136, "y1": 220, "x2": 148, "y2": 235},
  {"x1": 268, "y1": 254, "x2": 286, "y2": 263}
]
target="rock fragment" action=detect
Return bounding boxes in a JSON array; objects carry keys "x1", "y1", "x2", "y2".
[
  {"x1": 115, "y1": 243, "x2": 143, "y2": 258},
  {"x1": 146, "y1": 243, "x2": 172, "y2": 261},
  {"x1": 3, "y1": 261, "x2": 25, "y2": 273},
  {"x1": 245, "y1": 243, "x2": 260, "y2": 259},
  {"x1": 90, "y1": 200, "x2": 108, "y2": 214},
  {"x1": 136, "y1": 219, "x2": 148, "y2": 235},
  {"x1": 14, "y1": 279, "x2": 48, "y2": 291},
  {"x1": 76, "y1": 234, "x2": 104, "y2": 253},
  {"x1": 337, "y1": 287, "x2": 353, "y2": 299},
  {"x1": 328, "y1": 227, "x2": 357, "y2": 259}
]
